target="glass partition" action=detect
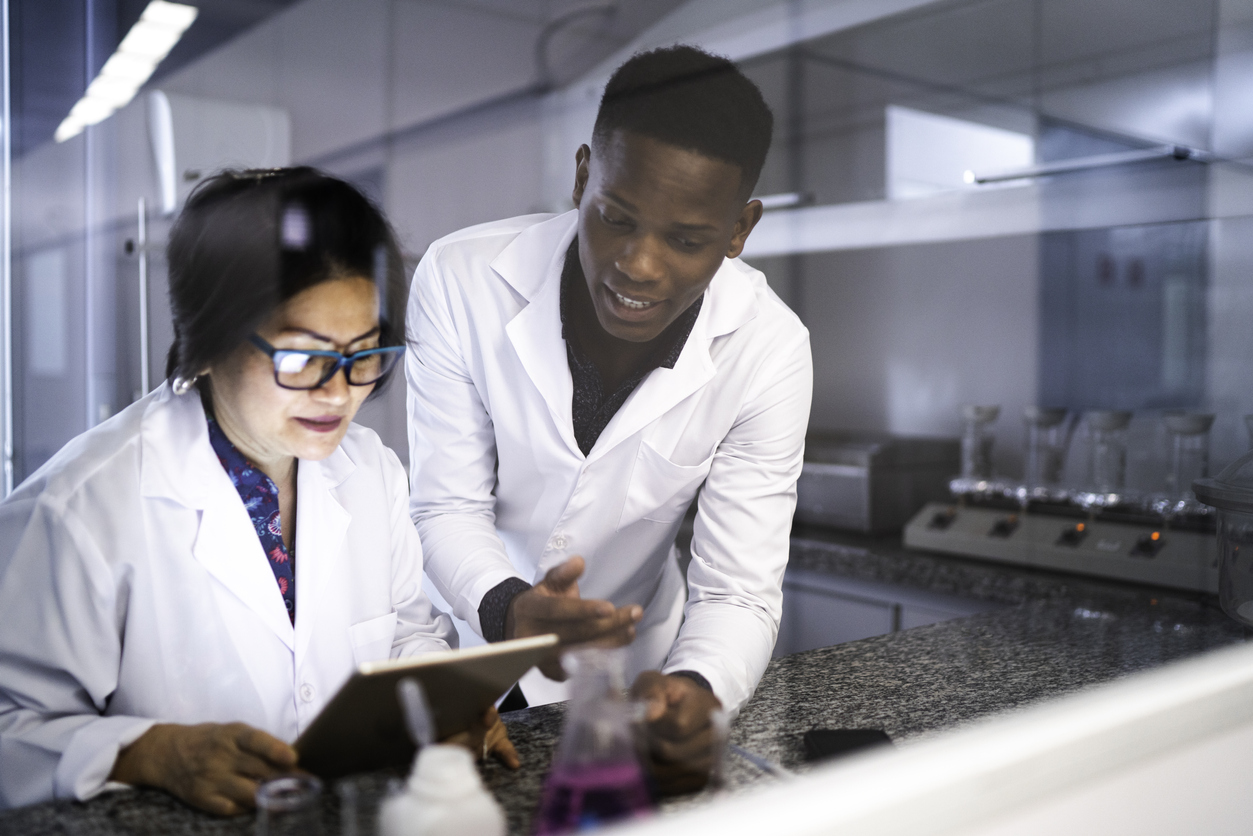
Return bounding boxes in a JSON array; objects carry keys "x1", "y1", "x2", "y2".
[
  {"x1": 7, "y1": 0, "x2": 1253, "y2": 489},
  {"x1": 736, "y1": 0, "x2": 1253, "y2": 484},
  {"x1": 4, "y1": 0, "x2": 685, "y2": 485}
]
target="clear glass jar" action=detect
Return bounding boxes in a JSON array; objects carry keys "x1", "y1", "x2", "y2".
[
  {"x1": 1023, "y1": 407, "x2": 1069, "y2": 488},
  {"x1": 256, "y1": 775, "x2": 323, "y2": 836},
  {"x1": 1085, "y1": 411, "x2": 1132, "y2": 493},
  {"x1": 1163, "y1": 413, "x2": 1215, "y2": 500},
  {"x1": 1195, "y1": 452, "x2": 1253, "y2": 627},
  {"x1": 960, "y1": 405, "x2": 1000, "y2": 481}
]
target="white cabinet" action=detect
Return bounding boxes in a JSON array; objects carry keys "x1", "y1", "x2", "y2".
[{"x1": 774, "y1": 568, "x2": 1001, "y2": 657}]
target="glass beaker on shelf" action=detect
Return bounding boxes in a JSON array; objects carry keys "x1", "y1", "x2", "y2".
[
  {"x1": 960, "y1": 405, "x2": 1000, "y2": 481},
  {"x1": 1085, "y1": 410, "x2": 1132, "y2": 493},
  {"x1": 1163, "y1": 413, "x2": 1215, "y2": 501},
  {"x1": 1023, "y1": 407, "x2": 1070, "y2": 489},
  {"x1": 533, "y1": 648, "x2": 652, "y2": 835},
  {"x1": 1195, "y1": 454, "x2": 1253, "y2": 627}
]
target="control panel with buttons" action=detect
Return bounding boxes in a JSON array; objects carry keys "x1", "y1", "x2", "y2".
[
  {"x1": 1056, "y1": 523, "x2": 1088, "y2": 548},
  {"x1": 988, "y1": 515, "x2": 1019, "y2": 538},
  {"x1": 904, "y1": 502, "x2": 1217, "y2": 594},
  {"x1": 1129, "y1": 531, "x2": 1167, "y2": 558}
]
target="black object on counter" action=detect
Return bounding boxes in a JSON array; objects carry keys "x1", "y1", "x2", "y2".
[{"x1": 802, "y1": 728, "x2": 892, "y2": 763}]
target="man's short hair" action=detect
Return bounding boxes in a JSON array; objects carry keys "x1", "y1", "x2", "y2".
[{"x1": 593, "y1": 45, "x2": 774, "y2": 198}]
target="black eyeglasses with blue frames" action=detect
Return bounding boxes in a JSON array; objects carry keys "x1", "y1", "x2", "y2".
[{"x1": 249, "y1": 334, "x2": 404, "y2": 390}]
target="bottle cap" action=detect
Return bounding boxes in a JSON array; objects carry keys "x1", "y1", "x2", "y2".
[{"x1": 410, "y1": 745, "x2": 483, "y2": 799}]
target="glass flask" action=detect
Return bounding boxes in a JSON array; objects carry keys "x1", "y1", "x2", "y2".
[
  {"x1": 256, "y1": 775, "x2": 323, "y2": 836},
  {"x1": 1023, "y1": 407, "x2": 1069, "y2": 488},
  {"x1": 1084, "y1": 411, "x2": 1132, "y2": 493},
  {"x1": 1194, "y1": 453, "x2": 1253, "y2": 627},
  {"x1": 960, "y1": 405, "x2": 1000, "y2": 481},
  {"x1": 1163, "y1": 413, "x2": 1215, "y2": 500},
  {"x1": 533, "y1": 648, "x2": 653, "y2": 834}
]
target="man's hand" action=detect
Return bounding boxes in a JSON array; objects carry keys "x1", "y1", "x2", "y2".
[
  {"x1": 505, "y1": 556, "x2": 642, "y2": 679},
  {"x1": 110, "y1": 722, "x2": 298, "y2": 816},
  {"x1": 441, "y1": 706, "x2": 520, "y2": 769},
  {"x1": 631, "y1": 671, "x2": 724, "y2": 795}
]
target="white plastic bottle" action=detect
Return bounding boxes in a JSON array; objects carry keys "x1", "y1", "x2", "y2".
[{"x1": 378, "y1": 744, "x2": 506, "y2": 836}]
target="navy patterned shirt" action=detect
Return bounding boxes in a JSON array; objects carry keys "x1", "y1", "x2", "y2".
[{"x1": 207, "y1": 418, "x2": 296, "y2": 623}]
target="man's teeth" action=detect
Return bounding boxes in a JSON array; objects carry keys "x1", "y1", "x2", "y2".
[{"x1": 614, "y1": 291, "x2": 654, "y2": 310}]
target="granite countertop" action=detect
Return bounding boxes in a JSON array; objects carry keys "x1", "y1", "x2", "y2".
[{"x1": 3, "y1": 532, "x2": 1245, "y2": 836}]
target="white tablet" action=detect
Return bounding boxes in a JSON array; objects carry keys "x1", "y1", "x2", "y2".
[{"x1": 295, "y1": 633, "x2": 558, "y2": 779}]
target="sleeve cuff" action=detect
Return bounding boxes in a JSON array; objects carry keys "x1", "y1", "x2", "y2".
[
  {"x1": 478, "y1": 577, "x2": 533, "y2": 643},
  {"x1": 55, "y1": 716, "x2": 158, "y2": 802},
  {"x1": 670, "y1": 670, "x2": 714, "y2": 692}
]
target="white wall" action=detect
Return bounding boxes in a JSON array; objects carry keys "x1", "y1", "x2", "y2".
[
  {"x1": 113, "y1": 0, "x2": 557, "y2": 462},
  {"x1": 746, "y1": 234, "x2": 1040, "y2": 475}
]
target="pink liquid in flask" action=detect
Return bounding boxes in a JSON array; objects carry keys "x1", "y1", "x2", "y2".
[{"x1": 533, "y1": 760, "x2": 653, "y2": 834}]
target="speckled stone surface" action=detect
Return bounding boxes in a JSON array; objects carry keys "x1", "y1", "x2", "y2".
[{"x1": 3, "y1": 533, "x2": 1246, "y2": 836}]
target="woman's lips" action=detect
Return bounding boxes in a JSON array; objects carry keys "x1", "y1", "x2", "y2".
[{"x1": 294, "y1": 416, "x2": 344, "y2": 433}]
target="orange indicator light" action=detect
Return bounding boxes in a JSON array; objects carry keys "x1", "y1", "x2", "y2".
[
  {"x1": 1076, "y1": 523, "x2": 1085, "y2": 532},
  {"x1": 1150, "y1": 531, "x2": 1160, "y2": 541}
]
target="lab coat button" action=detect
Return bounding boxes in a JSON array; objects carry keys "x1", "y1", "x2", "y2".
[
  {"x1": 299, "y1": 683, "x2": 315, "y2": 703},
  {"x1": 551, "y1": 534, "x2": 568, "y2": 550}
]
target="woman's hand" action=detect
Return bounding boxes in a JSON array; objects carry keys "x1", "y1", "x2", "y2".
[
  {"x1": 441, "y1": 706, "x2": 520, "y2": 768},
  {"x1": 110, "y1": 722, "x2": 298, "y2": 816}
]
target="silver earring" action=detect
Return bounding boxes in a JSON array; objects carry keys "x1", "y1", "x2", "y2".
[{"x1": 172, "y1": 376, "x2": 197, "y2": 395}]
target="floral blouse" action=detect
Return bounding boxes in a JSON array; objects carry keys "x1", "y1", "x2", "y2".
[{"x1": 207, "y1": 418, "x2": 296, "y2": 623}]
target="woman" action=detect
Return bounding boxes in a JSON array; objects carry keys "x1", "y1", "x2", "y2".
[{"x1": 0, "y1": 168, "x2": 516, "y2": 814}]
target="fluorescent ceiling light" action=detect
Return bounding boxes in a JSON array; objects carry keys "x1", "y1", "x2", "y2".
[
  {"x1": 118, "y1": 22, "x2": 184, "y2": 60},
  {"x1": 54, "y1": 1, "x2": 198, "y2": 143},
  {"x1": 69, "y1": 98, "x2": 115, "y2": 125},
  {"x1": 85, "y1": 76, "x2": 142, "y2": 108},
  {"x1": 99, "y1": 53, "x2": 159, "y2": 84}
]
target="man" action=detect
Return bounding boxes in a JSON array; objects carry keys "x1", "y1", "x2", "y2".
[{"x1": 407, "y1": 45, "x2": 811, "y2": 784}]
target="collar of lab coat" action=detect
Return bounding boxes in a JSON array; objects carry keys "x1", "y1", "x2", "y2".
[
  {"x1": 138, "y1": 383, "x2": 356, "y2": 652},
  {"x1": 491, "y1": 210, "x2": 760, "y2": 462}
]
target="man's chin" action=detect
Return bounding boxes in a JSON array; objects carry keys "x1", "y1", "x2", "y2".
[{"x1": 596, "y1": 310, "x2": 669, "y2": 343}]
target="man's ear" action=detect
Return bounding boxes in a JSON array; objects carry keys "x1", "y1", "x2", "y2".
[
  {"x1": 726, "y1": 199, "x2": 764, "y2": 259},
  {"x1": 572, "y1": 144, "x2": 592, "y2": 208}
]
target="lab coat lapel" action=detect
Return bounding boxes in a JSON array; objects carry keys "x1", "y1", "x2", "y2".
[
  {"x1": 587, "y1": 313, "x2": 715, "y2": 463},
  {"x1": 193, "y1": 497, "x2": 296, "y2": 651},
  {"x1": 586, "y1": 258, "x2": 760, "y2": 463},
  {"x1": 139, "y1": 385, "x2": 296, "y2": 651},
  {"x1": 293, "y1": 448, "x2": 354, "y2": 660},
  {"x1": 495, "y1": 212, "x2": 581, "y2": 457}
]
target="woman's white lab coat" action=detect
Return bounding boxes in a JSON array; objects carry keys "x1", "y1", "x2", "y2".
[
  {"x1": 407, "y1": 211, "x2": 812, "y2": 712},
  {"x1": 0, "y1": 383, "x2": 454, "y2": 809}
]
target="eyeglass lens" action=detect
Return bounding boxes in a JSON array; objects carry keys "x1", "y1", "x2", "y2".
[{"x1": 273, "y1": 350, "x2": 398, "y2": 389}]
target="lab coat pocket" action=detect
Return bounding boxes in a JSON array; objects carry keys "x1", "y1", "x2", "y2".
[
  {"x1": 348, "y1": 611, "x2": 399, "y2": 667},
  {"x1": 618, "y1": 441, "x2": 714, "y2": 529}
]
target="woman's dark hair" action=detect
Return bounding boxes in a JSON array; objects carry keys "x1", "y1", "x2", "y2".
[
  {"x1": 165, "y1": 167, "x2": 407, "y2": 400},
  {"x1": 593, "y1": 45, "x2": 774, "y2": 198}
]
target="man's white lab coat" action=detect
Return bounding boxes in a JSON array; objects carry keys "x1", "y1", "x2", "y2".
[
  {"x1": 0, "y1": 383, "x2": 454, "y2": 809},
  {"x1": 407, "y1": 211, "x2": 812, "y2": 711}
]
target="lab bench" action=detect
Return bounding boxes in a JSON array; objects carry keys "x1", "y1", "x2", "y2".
[{"x1": 1, "y1": 531, "x2": 1243, "y2": 836}]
